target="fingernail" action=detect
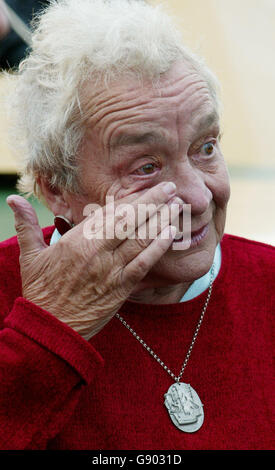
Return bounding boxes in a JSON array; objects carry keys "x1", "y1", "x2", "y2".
[
  {"x1": 162, "y1": 182, "x2": 176, "y2": 196},
  {"x1": 6, "y1": 196, "x2": 16, "y2": 211},
  {"x1": 170, "y1": 225, "x2": 177, "y2": 238},
  {"x1": 160, "y1": 224, "x2": 177, "y2": 240},
  {"x1": 169, "y1": 196, "x2": 184, "y2": 205}
]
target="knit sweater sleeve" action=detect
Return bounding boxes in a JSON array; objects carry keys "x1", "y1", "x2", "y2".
[
  {"x1": 0, "y1": 298, "x2": 104, "y2": 450},
  {"x1": 0, "y1": 233, "x2": 104, "y2": 450}
]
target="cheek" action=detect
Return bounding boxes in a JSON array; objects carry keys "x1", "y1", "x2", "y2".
[
  {"x1": 105, "y1": 178, "x2": 136, "y2": 201},
  {"x1": 219, "y1": 172, "x2": 231, "y2": 209},
  {"x1": 209, "y1": 164, "x2": 231, "y2": 210},
  {"x1": 107, "y1": 177, "x2": 156, "y2": 201},
  {"x1": 67, "y1": 196, "x2": 92, "y2": 224},
  {"x1": 80, "y1": 164, "x2": 118, "y2": 205},
  {"x1": 208, "y1": 166, "x2": 230, "y2": 238},
  {"x1": 79, "y1": 168, "x2": 151, "y2": 209}
]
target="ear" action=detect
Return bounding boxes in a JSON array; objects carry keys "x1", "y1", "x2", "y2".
[{"x1": 37, "y1": 178, "x2": 73, "y2": 222}]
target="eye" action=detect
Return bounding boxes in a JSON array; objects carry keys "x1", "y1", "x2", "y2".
[
  {"x1": 201, "y1": 141, "x2": 215, "y2": 156},
  {"x1": 135, "y1": 162, "x2": 159, "y2": 175}
]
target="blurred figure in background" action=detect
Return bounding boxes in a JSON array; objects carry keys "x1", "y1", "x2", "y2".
[{"x1": 0, "y1": 0, "x2": 49, "y2": 69}]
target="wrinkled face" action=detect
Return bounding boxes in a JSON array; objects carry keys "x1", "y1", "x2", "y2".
[{"x1": 70, "y1": 61, "x2": 230, "y2": 285}]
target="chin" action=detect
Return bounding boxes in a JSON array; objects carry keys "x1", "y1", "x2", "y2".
[
  {"x1": 149, "y1": 233, "x2": 218, "y2": 285},
  {"x1": 156, "y1": 253, "x2": 213, "y2": 284}
]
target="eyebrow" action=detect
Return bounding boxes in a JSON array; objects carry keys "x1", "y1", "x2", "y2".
[
  {"x1": 195, "y1": 111, "x2": 220, "y2": 134},
  {"x1": 110, "y1": 111, "x2": 219, "y2": 150},
  {"x1": 110, "y1": 130, "x2": 165, "y2": 149}
]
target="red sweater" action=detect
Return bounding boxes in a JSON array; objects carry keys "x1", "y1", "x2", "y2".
[{"x1": 0, "y1": 228, "x2": 274, "y2": 450}]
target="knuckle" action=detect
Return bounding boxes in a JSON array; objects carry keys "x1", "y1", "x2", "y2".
[
  {"x1": 14, "y1": 220, "x2": 25, "y2": 234},
  {"x1": 135, "y1": 256, "x2": 149, "y2": 274}
]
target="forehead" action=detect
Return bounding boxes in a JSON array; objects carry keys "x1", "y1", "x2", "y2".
[{"x1": 84, "y1": 62, "x2": 218, "y2": 145}]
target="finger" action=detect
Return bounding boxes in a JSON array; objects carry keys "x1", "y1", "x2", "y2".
[
  {"x1": 82, "y1": 181, "x2": 178, "y2": 250},
  {"x1": 6, "y1": 195, "x2": 47, "y2": 255},
  {"x1": 115, "y1": 196, "x2": 184, "y2": 265},
  {"x1": 121, "y1": 225, "x2": 177, "y2": 293},
  {"x1": 112, "y1": 181, "x2": 177, "y2": 239}
]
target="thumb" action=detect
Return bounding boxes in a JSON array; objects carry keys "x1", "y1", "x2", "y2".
[{"x1": 6, "y1": 195, "x2": 47, "y2": 256}]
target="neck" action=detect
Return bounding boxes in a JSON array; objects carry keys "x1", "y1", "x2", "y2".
[{"x1": 128, "y1": 281, "x2": 192, "y2": 305}]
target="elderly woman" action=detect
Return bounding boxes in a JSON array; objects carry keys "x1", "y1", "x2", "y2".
[{"x1": 0, "y1": 0, "x2": 274, "y2": 450}]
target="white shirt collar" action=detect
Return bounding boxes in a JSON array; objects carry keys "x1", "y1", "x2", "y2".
[{"x1": 179, "y1": 243, "x2": 221, "y2": 302}]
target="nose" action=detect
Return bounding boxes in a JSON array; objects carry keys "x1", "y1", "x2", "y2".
[{"x1": 173, "y1": 162, "x2": 212, "y2": 216}]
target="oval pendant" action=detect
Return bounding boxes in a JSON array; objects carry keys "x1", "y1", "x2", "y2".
[{"x1": 164, "y1": 382, "x2": 204, "y2": 433}]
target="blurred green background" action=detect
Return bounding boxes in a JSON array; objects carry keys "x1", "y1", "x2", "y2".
[{"x1": 0, "y1": 175, "x2": 52, "y2": 241}]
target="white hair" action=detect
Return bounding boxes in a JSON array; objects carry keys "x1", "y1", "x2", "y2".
[{"x1": 7, "y1": 0, "x2": 221, "y2": 197}]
